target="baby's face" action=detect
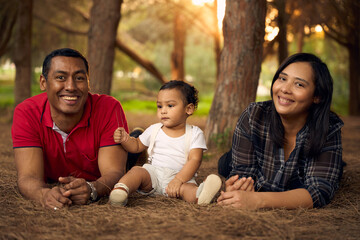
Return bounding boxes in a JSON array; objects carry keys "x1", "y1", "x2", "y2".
[{"x1": 156, "y1": 89, "x2": 191, "y2": 128}]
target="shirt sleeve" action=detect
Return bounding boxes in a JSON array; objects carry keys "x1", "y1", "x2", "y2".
[
  {"x1": 12, "y1": 104, "x2": 42, "y2": 148},
  {"x1": 303, "y1": 128, "x2": 343, "y2": 208},
  {"x1": 190, "y1": 126, "x2": 207, "y2": 151},
  {"x1": 229, "y1": 107, "x2": 259, "y2": 181},
  {"x1": 138, "y1": 124, "x2": 154, "y2": 147},
  {"x1": 99, "y1": 99, "x2": 129, "y2": 147}
]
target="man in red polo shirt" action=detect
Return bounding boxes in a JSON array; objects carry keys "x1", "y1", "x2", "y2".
[{"x1": 12, "y1": 48, "x2": 128, "y2": 210}]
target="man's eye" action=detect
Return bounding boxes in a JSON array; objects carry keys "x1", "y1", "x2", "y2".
[
  {"x1": 56, "y1": 76, "x2": 65, "y2": 80},
  {"x1": 76, "y1": 76, "x2": 85, "y2": 81}
]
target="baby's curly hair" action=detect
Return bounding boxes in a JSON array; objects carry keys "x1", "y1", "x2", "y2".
[{"x1": 159, "y1": 80, "x2": 199, "y2": 109}]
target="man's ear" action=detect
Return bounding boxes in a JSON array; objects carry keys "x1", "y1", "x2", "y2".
[
  {"x1": 186, "y1": 103, "x2": 195, "y2": 116},
  {"x1": 39, "y1": 75, "x2": 47, "y2": 91},
  {"x1": 313, "y1": 96, "x2": 321, "y2": 104}
]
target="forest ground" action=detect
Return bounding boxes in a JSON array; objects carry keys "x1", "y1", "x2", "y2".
[{"x1": 0, "y1": 109, "x2": 359, "y2": 240}]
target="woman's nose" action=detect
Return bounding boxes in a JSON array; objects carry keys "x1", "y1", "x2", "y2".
[{"x1": 281, "y1": 81, "x2": 291, "y2": 94}]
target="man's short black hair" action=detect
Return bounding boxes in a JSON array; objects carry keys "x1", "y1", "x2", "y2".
[{"x1": 42, "y1": 48, "x2": 89, "y2": 80}]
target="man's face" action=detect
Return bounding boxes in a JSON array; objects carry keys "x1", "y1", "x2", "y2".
[{"x1": 40, "y1": 56, "x2": 89, "y2": 120}]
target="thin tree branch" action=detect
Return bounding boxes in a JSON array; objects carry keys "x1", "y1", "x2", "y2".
[{"x1": 33, "y1": 13, "x2": 88, "y2": 35}]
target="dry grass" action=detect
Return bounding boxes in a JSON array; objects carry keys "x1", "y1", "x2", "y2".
[{"x1": 0, "y1": 111, "x2": 359, "y2": 240}]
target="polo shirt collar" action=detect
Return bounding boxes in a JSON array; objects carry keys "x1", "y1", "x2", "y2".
[{"x1": 41, "y1": 93, "x2": 92, "y2": 129}]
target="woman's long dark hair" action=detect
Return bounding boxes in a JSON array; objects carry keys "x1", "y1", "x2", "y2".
[{"x1": 269, "y1": 53, "x2": 334, "y2": 157}]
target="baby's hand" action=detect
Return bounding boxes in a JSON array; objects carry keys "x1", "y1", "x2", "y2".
[
  {"x1": 166, "y1": 177, "x2": 183, "y2": 198},
  {"x1": 113, "y1": 127, "x2": 129, "y2": 143}
]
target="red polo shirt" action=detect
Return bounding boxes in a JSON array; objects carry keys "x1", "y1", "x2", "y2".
[{"x1": 12, "y1": 92, "x2": 128, "y2": 182}]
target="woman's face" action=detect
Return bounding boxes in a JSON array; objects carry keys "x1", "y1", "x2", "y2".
[{"x1": 272, "y1": 62, "x2": 319, "y2": 120}]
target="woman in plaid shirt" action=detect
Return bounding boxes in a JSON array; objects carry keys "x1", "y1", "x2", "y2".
[{"x1": 217, "y1": 53, "x2": 343, "y2": 209}]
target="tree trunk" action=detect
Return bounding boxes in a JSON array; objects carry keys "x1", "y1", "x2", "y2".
[
  {"x1": 0, "y1": 1, "x2": 18, "y2": 57},
  {"x1": 275, "y1": 0, "x2": 288, "y2": 64},
  {"x1": 296, "y1": 27, "x2": 304, "y2": 53},
  {"x1": 348, "y1": 4, "x2": 360, "y2": 116},
  {"x1": 205, "y1": 0, "x2": 266, "y2": 147},
  {"x1": 171, "y1": 10, "x2": 186, "y2": 80},
  {"x1": 88, "y1": 0, "x2": 121, "y2": 94},
  {"x1": 348, "y1": 43, "x2": 360, "y2": 115},
  {"x1": 13, "y1": 0, "x2": 32, "y2": 106}
]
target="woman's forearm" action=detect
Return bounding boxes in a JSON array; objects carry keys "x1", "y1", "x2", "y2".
[{"x1": 257, "y1": 188, "x2": 313, "y2": 209}]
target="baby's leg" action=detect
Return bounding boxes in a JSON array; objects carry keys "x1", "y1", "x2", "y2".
[
  {"x1": 180, "y1": 174, "x2": 222, "y2": 205},
  {"x1": 119, "y1": 166, "x2": 153, "y2": 193},
  {"x1": 109, "y1": 166, "x2": 152, "y2": 206},
  {"x1": 179, "y1": 183, "x2": 198, "y2": 203}
]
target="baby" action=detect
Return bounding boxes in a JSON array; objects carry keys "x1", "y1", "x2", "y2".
[{"x1": 109, "y1": 80, "x2": 221, "y2": 206}]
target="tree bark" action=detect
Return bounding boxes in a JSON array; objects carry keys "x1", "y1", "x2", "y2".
[
  {"x1": 348, "y1": 1, "x2": 360, "y2": 115},
  {"x1": 171, "y1": 10, "x2": 186, "y2": 80},
  {"x1": 348, "y1": 42, "x2": 360, "y2": 115},
  {"x1": 275, "y1": 0, "x2": 288, "y2": 64},
  {"x1": 0, "y1": 1, "x2": 18, "y2": 57},
  {"x1": 13, "y1": 0, "x2": 32, "y2": 106},
  {"x1": 205, "y1": 0, "x2": 266, "y2": 147},
  {"x1": 88, "y1": 0, "x2": 121, "y2": 94}
]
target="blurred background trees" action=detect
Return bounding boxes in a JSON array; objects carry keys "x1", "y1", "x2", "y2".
[{"x1": 0, "y1": 0, "x2": 357, "y2": 147}]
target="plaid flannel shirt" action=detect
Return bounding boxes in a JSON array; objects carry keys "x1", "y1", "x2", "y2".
[{"x1": 230, "y1": 101, "x2": 344, "y2": 208}]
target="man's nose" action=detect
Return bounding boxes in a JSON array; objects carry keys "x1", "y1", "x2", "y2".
[{"x1": 64, "y1": 78, "x2": 76, "y2": 91}]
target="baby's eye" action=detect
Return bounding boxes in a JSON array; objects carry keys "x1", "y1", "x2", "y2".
[
  {"x1": 157, "y1": 105, "x2": 162, "y2": 109},
  {"x1": 168, "y1": 104, "x2": 174, "y2": 108}
]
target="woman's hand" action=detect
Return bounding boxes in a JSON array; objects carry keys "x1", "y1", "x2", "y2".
[
  {"x1": 217, "y1": 190, "x2": 261, "y2": 209},
  {"x1": 225, "y1": 175, "x2": 254, "y2": 192}
]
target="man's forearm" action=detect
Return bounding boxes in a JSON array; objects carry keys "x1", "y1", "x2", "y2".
[
  {"x1": 17, "y1": 177, "x2": 50, "y2": 205},
  {"x1": 93, "y1": 171, "x2": 124, "y2": 198}
]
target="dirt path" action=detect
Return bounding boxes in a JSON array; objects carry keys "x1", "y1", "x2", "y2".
[{"x1": 0, "y1": 112, "x2": 359, "y2": 239}]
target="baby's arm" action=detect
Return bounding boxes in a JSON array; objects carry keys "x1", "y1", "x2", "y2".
[
  {"x1": 166, "y1": 148, "x2": 202, "y2": 198},
  {"x1": 175, "y1": 148, "x2": 202, "y2": 183},
  {"x1": 113, "y1": 127, "x2": 147, "y2": 153}
]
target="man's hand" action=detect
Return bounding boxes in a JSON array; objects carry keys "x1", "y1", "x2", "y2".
[
  {"x1": 225, "y1": 175, "x2": 254, "y2": 192},
  {"x1": 59, "y1": 176, "x2": 90, "y2": 205},
  {"x1": 41, "y1": 186, "x2": 72, "y2": 209},
  {"x1": 166, "y1": 177, "x2": 183, "y2": 198}
]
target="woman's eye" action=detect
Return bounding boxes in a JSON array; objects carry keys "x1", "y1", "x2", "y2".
[
  {"x1": 279, "y1": 76, "x2": 286, "y2": 81},
  {"x1": 295, "y1": 82, "x2": 304, "y2": 88}
]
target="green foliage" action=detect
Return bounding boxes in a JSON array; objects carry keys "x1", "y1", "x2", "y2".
[{"x1": 210, "y1": 127, "x2": 232, "y2": 152}]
